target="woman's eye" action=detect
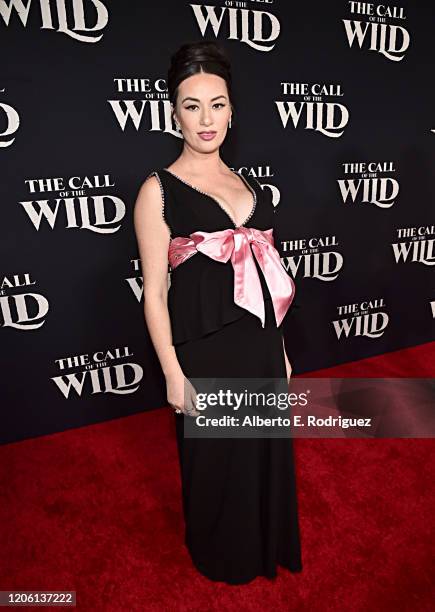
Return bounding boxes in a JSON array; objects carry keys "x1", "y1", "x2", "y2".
[{"x1": 184, "y1": 103, "x2": 226, "y2": 111}]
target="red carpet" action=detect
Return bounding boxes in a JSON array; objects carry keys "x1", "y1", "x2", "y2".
[{"x1": 1, "y1": 342, "x2": 434, "y2": 611}]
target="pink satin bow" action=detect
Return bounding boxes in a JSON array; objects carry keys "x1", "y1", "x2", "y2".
[{"x1": 168, "y1": 226, "x2": 295, "y2": 328}]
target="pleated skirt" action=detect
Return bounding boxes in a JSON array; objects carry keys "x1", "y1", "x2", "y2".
[{"x1": 173, "y1": 298, "x2": 303, "y2": 584}]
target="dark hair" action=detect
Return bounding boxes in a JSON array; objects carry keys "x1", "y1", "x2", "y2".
[{"x1": 167, "y1": 40, "x2": 235, "y2": 122}]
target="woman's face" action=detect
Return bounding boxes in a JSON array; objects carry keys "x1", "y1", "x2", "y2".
[{"x1": 172, "y1": 72, "x2": 232, "y2": 149}]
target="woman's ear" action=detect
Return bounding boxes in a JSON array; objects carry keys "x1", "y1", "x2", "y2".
[{"x1": 171, "y1": 104, "x2": 178, "y2": 125}]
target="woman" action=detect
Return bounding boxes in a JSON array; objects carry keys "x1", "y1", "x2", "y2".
[{"x1": 134, "y1": 41, "x2": 302, "y2": 584}]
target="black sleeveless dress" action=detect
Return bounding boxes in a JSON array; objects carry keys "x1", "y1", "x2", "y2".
[{"x1": 146, "y1": 166, "x2": 302, "y2": 584}]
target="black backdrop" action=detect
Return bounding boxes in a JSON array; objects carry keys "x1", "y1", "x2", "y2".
[{"x1": 1, "y1": 1, "x2": 434, "y2": 444}]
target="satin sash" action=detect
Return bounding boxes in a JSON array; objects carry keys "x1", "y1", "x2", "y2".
[{"x1": 168, "y1": 226, "x2": 295, "y2": 328}]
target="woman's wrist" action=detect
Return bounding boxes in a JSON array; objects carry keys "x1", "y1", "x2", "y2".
[{"x1": 164, "y1": 364, "x2": 184, "y2": 380}]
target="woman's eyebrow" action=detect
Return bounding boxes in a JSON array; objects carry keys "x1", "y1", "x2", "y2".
[{"x1": 181, "y1": 95, "x2": 228, "y2": 103}]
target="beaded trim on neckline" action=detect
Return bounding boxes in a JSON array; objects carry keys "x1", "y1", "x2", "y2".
[{"x1": 162, "y1": 167, "x2": 257, "y2": 229}]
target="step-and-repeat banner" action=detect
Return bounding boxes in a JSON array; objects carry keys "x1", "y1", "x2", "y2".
[{"x1": 1, "y1": 1, "x2": 434, "y2": 443}]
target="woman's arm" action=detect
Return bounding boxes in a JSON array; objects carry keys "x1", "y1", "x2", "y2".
[{"x1": 133, "y1": 176, "x2": 182, "y2": 380}]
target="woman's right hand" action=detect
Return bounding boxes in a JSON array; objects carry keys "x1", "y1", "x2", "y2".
[{"x1": 166, "y1": 371, "x2": 201, "y2": 417}]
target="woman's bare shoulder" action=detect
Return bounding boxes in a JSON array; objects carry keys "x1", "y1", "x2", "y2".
[
  {"x1": 134, "y1": 170, "x2": 172, "y2": 237},
  {"x1": 142, "y1": 169, "x2": 163, "y2": 188},
  {"x1": 136, "y1": 170, "x2": 163, "y2": 201}
]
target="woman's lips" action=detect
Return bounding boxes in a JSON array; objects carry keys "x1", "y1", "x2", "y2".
[{"x1": 198, "y1": 131, "x2": 217, "y2": 141}]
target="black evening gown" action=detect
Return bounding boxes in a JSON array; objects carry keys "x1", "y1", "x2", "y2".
[{"x1": 146, "y1": 167, "x2": 302, "y2": 584}]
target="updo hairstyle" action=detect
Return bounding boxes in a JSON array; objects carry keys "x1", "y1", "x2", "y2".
[{"x1": 167, "y1": 40, "x2": 235, "y2": 125}]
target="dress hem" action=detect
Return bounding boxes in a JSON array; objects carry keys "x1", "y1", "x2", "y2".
[{"x1": 185, "y1": 543, "x2": 302, "y2": 585}]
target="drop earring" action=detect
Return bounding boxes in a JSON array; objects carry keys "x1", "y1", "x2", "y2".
[{"x1": 228, "y1": 116, "x2": 232, "y2": 129}]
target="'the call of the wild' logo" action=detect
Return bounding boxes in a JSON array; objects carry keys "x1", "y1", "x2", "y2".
[
  {"x1": 343, "y1": 2, "x2": 410, "y2": 61},
  {"x1": 392, "y1": 226, "x2": 435, "y2": 266},
  {"x1": 0, "y1": 0, "x2": 109, "y2": 42},
  {"x1": 51, "y1": 347, "x2": 144, "y2": 398},
  {"x1": 1, "y1": 273, "x2": 48, "y2": 329},
  {"x1": 333, "y1": 298, "x2": 389, "y2": 339},
  {"x1": 109, "y1": 78, "x2": 180, "y2": 136},
  {"x1": 338, "y1": 161, "x2": 399, "y2": 208},
  {"x1": 276, "y1": 82, "x2": 349, "y2": 138},
  {"x1": 280, "y1": 234, "x2": 344, "y2": 281},
  {"x1": 190, "y1": 2, "x2": 280, "y2": 51},
  {"x1": 20, "y1": 174, "x2": 126, "y2": 233}
]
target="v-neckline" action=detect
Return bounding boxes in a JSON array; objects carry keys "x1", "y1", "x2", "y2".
[{"x1": 162, "y1": 167, "x2": 257, "y2": 229}]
